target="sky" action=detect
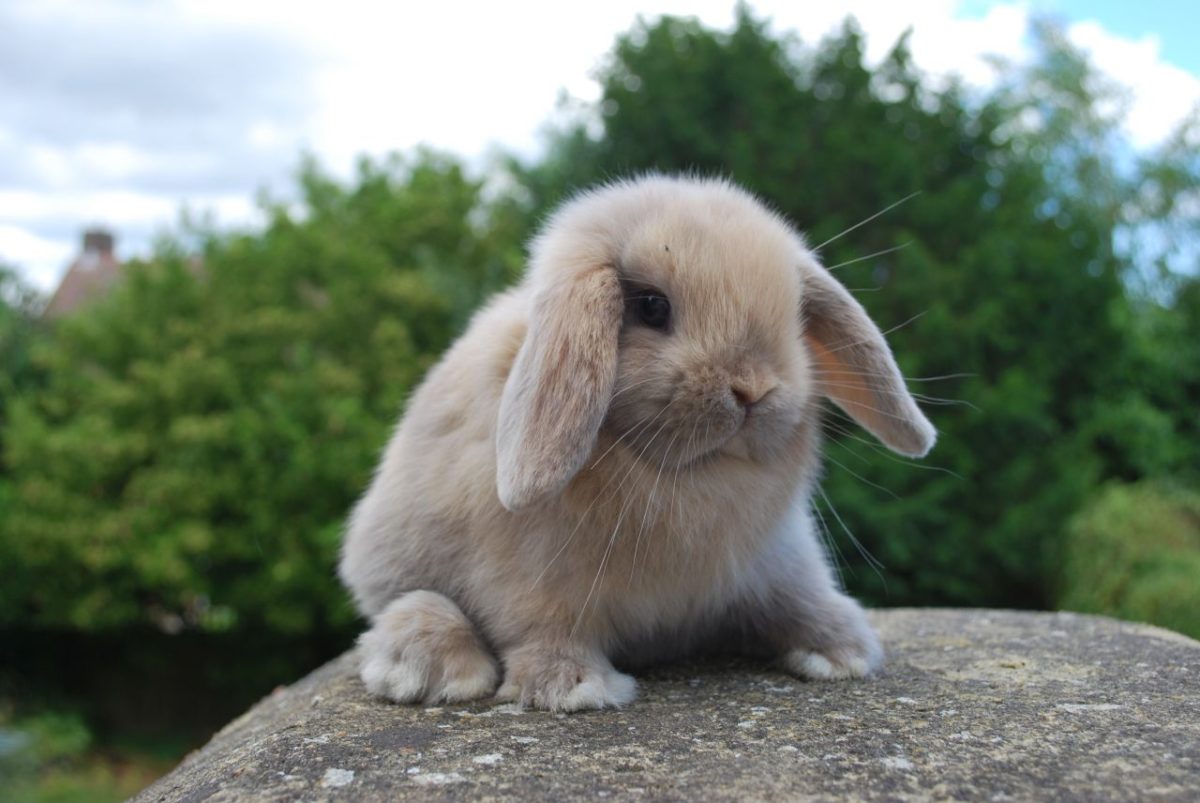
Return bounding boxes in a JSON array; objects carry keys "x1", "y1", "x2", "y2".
[{"x1": 2, "y1": 0, "x2": 1197, "y2": 293}]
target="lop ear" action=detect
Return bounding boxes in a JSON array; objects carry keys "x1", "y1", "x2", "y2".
[
  {"x1": 800, "y1": 256, "x2": 936, "y2": 457},
  {"x1": 496, "y1": 266, "x2": 623, "y2": 511}
]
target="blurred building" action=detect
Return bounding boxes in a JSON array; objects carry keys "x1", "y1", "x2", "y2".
[{"x1": 43, "y1": 228, "x2": 124, "y2": 318}]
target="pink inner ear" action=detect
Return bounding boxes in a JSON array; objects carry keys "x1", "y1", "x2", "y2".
[
  {"x1": 805, "y1": 334, "x2": 936, "y2": 458},
  {"x1": 806, "y1": 337, "x2": 878, "y2": 421},
  {"x1": 797, "y1": 251, "x2": 935, "y2": 458}
]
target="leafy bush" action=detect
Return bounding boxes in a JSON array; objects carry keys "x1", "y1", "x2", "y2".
[
  {"x1": 0, "y1": 151, "x2": 526, "y2": 633},
  {"x1": 1059, "y1": 482, "x2": 1200, "y2": 639}
]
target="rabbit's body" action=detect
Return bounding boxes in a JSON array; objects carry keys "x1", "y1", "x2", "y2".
[{"x1": 340, "y1": 176, "x2": 933, "y2": 710}]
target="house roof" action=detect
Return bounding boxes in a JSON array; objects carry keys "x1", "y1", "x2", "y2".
[{"x1": 43, "y1": 229, "x2": 124, "y2": 318}]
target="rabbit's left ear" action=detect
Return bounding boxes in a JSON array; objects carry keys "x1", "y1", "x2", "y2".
[
  {"x1": 496, "y1": 266, "x2": 623, "y2": 511},
  {"x1": 800, "y1": 253, "x2": 936, "y2": 457}
]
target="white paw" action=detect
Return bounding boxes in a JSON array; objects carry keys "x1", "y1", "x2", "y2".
[
  {"x1": 497, "y1": 652, "x2": 637, "y2": 712},
  {"x1": 784, "y1": 647, "x2": 876, "y2": 680},
  {"x1": 783, "y1": 610, "x2": 883, "y2": 681},
  {"x1": 360, "y1": 640, "x2": 497, "y2": 703},
  {"x1": 560, "y1": 667, "x2": 637, "y2": 711},
  {"x1": 358, "y1": 592, "x2": 499, "y2": 704}
]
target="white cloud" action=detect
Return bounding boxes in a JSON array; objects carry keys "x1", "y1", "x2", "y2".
[
  {"x1": 0, "y1": 225, "x2": 75, "y2": 290},
  {"x1": 1067, "y1": 20, "x2": 1200, "y2": 149},
  {"x1": 0, "y1": 190, "x2": 254, "y2": 228},
  {"x1": 905, "y1": 3, "x2": 1031, "y2": 85},
  {"x1": 2, "y1": 0, "x2": 1196, "y2": 293}
]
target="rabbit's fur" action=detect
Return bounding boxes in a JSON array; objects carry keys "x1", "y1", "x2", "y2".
[{"x1": 339, "y1": 176, "x2": 935, "y2": 711}]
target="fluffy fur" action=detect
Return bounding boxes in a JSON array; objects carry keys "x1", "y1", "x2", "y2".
[{"x1": 340, "y1": 176, "x2": 935, "y2": 712}]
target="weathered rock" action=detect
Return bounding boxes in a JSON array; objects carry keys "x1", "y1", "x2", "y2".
[{"x1": 134, "y1": 609, "x2": 1200, "y2": 802}]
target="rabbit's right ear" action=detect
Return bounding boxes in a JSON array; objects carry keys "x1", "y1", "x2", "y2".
[
  {"x1": 799, "y1": 253, "x2": 936, "y2": 458},
  {"x1": 496, "y1": 266, "x2": 623, "y2": 511}
]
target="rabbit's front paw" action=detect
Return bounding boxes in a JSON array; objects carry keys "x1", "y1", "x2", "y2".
[
  {"x1": 784, "y1": 645, "x2": 878, "y2": 679},
  {"x1": 496, "y1": 646, "x2": 636, "y2": 711},
  {"x1": 782, "y1": 604, "x2": 883, "y2": 680},
  {"x1": 358, "y1": 591, "x2": 499, "y2": 704}
]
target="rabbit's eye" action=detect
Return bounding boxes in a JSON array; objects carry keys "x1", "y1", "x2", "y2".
[{"x1": 632, "y1": 293, "x2": 671, "y2": 331}]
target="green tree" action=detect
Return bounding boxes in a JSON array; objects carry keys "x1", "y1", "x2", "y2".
[
  {"x1": 0, "y1": 265, "x2": 43, "y2": 565},
  {"x1": 987, "y1": 20, "x2": 1200, "y2": 485},
  {"x1": 0, "y1": 264, "x2": 41, "y2": 428},
  {"x1": 1, "y1": 151, "x2": 525, "y2": 634}
]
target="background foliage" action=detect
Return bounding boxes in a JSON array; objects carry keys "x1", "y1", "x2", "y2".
[
  {"x1": 1, "y1": 9, "x2": 1197, "y2": 799},
  {"x1": 1, "y1": 152, "x2": 525, "y2": 634},
  {"x1": 1060, "y1": 481, "x2": 1200, "y2": 640}
]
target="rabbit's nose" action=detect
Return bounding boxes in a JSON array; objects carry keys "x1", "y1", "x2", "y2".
[{"x1": 731, "y1": 383, "x2": 772, "y2": 416}]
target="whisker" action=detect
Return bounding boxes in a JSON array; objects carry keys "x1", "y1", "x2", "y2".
[
  {"x1": 589, "y1": 399, "x2": 673, "y2": 469},
  {"x1": 571, "y1": 479, "x2": 638, "y2": 640},
  {"x1": 823, "y1": 453, "x2": 901, "y2": 501},
  {"x1": 630, "y1": 427, "x2": 680, "y2": 585},
  {"x1": 824, "y1": 241, "x2": 912, "y2": 272},
  {"x1": 820, "y1": 311, "x2": 928, "y2": 355},
  {"x1": 816, "y1": 394, "x2": 938, "y2": 426},
  {"x1": 606, "y1": 411, "x2": 676, "y2": 501},
  {"x1": 625, "y1": 420, "x2": 677, "y2": 578},
  {"x1": 811, "y1": 368, "x2": 976, "y2": 384},
  {"x1": 570, "y1": 408, "x2": 676, "y2": 637},
  {"x1": 670, "y1": 421, "x2": 698, "y2": 542},
  {"x1": 910, "y1": 395, "x2": 980, "y2": 411},
  {"x1": 820, "y1": 423, "x2": 873, "y2": 466},
  {"x1": 813, "y1": 379, "x2": 979, "y2": 411},
  {"x1": 809, "y1": 497, "x2": 850, "y2": 582},
  {"x1": 532, "y1": 400, "x2": 676, "y2": 590},
  {"x1": 823, "y1": 408, "x2": 964, "y2": 480},
  {"x1": 609, "y1": 375, "x2": 660, "y2": 404},
  {"x1": 817, "y1": 486, "x2": 888, "y2": 590},
  {"x1": 903, "y1": 372, "x2": 977, "y2": 383},
  {"x1": 812, "y1": 192, "x2": 921, "y2": 251}
]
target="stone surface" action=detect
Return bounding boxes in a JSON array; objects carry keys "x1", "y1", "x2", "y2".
[{"x1": 134, "y1": 609, "x2": 1200, "y2": 802}]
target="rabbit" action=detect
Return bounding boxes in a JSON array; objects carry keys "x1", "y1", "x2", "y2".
[{"x1": 338, "y1": 175, "x2": 936, "y2": 712}]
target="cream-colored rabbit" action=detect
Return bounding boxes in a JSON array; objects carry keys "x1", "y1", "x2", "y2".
[{"x1": 339, "y1": 176, "x2": 935, "y2": 711}]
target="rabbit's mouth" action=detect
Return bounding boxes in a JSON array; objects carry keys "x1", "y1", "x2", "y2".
[
  {"x1": 602, "y1": 398, "x2": 802, "y2": 471},
  {"x1": 601, "y1": 355, "x2": 808, "y2": 469}
]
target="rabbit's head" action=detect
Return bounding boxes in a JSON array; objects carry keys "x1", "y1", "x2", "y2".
[{"x1": 496, "y1": 176, "x2": 935, "y2": 511}]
